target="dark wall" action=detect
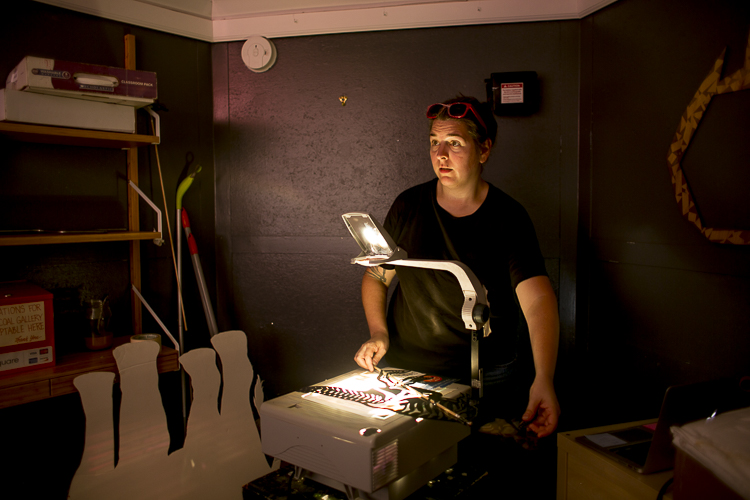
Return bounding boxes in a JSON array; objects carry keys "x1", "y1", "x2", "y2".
[
  {"x1": 3, "y1": 0, "x2": 750, "y2": 497},
  {"x1": 1, "y1": 0, "x2": 216, "y2": 353},
  {"x1": 1, "y1": 1, "x2": 214, "y2": 498},
  {"x1": 579, "y1": 0, "x2": 750, "y2": 426},
  {"x1": 212, "y1": 22, "x2": 581, "y2": 399},
  {"x1": 214, "y1": 0, "x2": 750, "y2": 431}
]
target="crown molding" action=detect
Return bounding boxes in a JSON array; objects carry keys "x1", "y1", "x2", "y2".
[
  {"x1": 34, "y1": 0, "x2": 214, "y2": 41},
  {"x1": 34, "y1": 0, "x2": 618, "y2": 42}
]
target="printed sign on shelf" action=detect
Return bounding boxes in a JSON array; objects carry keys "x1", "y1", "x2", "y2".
[{"x1": 0, "y1": 301, "x2": 46, "y2": 348}]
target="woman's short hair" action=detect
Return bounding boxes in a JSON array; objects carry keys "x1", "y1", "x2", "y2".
[{"x1": 429, "y1": 95, "x2": 498, "y2": 149}]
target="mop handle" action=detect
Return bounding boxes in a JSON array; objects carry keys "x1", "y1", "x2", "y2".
[{"x1": 181, "y1": 210, "x2": 199, "y2": 255}]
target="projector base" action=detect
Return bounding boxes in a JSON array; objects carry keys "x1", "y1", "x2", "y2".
[{"x1": 295, "y1": 443, "x2": 457, "y2": 500}]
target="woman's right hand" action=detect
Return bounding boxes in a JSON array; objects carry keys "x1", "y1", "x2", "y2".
[{"x1": 354, "y1": 332, "x2": 389, "y2": 371}]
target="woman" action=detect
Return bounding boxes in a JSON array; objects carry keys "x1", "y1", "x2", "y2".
[{"x1": 354, "y1": 96, "x2": 560, "y2": 437}]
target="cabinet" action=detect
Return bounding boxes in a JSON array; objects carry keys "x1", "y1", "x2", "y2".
[
  {"x1": 557, "y1": 420, "x2": 674, "y2": 500},
  {"x1": 0, "y1": 35, "x2": 179, "y2": 409}
]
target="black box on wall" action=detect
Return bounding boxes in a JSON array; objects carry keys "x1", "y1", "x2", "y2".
[{"x1": 486, "y1": 71, "x2": 540, "y2": 116}]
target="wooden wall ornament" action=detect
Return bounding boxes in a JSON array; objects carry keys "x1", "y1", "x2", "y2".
[{"x1": 667, "y1": 31, "x2": 750, "y2": 245}]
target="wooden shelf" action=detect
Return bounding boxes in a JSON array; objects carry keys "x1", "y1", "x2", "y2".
[
  {"x1": 0, "y1": 36, "x2": 168, "y2": 411},
  {"x1": 0, "y1": 122, "x2": 159, "y2": 149},
  {"x1": 0, "y1": 336, "x2": 179, "y2": 409},
  {"x1": 0, "y1": 231, "x2": 162, "y2": 246}
]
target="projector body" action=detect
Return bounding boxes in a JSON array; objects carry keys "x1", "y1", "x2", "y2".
[{"x1": 260, "y1": 369, "x2": 471, "y2": 500}]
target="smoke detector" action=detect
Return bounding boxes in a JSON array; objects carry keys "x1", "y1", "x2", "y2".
[{"x1": 241, "y1": 36, "x2": 277, "y2": 73}]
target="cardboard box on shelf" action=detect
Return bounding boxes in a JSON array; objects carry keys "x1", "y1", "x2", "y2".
[
  {"x1": 6, "y1": 56, "x2": 156, "y2": 108},
  {"x1": 0, "y1": 88, "x2": 136, "y2": 133},
  {"x1": 0, "y1": 281, "x2": 55, "y2": 376}
]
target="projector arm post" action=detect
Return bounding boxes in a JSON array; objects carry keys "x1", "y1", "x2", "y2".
[
  {"x1": 385, "y1": 259, "x2": 489, "y2": 405},
  {"x1": 357, "y1": 257, "x2": 490, "y2": 405},
  {"x1": 469, "y1": 309, "x2": 489, "y2": 406}
]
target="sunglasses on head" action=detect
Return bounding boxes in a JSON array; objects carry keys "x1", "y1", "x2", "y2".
[{"x1": 426, "y1": 102, "x2": 487, "y2": 133}]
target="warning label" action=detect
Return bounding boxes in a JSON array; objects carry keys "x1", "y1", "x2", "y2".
[{"x1": 500, "y1": 83, "x2": 524, "y2": 104}]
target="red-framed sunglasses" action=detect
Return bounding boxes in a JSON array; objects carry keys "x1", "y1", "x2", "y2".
[{"x1": 426, "y1": 102, "x2": 487, "y2": 133}]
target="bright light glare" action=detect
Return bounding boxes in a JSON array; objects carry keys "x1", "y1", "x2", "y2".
[
  {"x1": 361, "y1": 223, "x2": 391, "y2": 256},
  {"x1": 336, "y1": 371, "x2": 382, "y2": 391},
  {"x1": 302, "y1": 371, "x2": 399, "y2": 420}
]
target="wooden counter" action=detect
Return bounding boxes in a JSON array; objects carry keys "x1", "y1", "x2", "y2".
[
  {"x1": 557, "y1": 419, "x2": 674, "y2": 500},
  {"x1": 0, "y1": 335, "x2": 179, "y2": 408}
]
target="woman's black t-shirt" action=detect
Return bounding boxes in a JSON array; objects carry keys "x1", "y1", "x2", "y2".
[{"x1": 381, "y1": 178, "x2": 547, "y2": 382}]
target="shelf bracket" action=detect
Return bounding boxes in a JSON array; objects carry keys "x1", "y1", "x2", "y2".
[
  {"x1": 132, "y1": 285, "x2": 180, "y2": 354},
  {"x1": 145, "y1": 106, "x2": 161, "y2": 144},
  {"x1": 128, "y1": 180, "x2": 164, "y2": 246}
]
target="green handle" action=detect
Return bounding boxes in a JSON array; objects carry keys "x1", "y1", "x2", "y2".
[{"x1": 176, "y1": 164, "x2": 202, "y2": 209}]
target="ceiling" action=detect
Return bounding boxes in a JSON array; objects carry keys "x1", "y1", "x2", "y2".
[{"x1": 35, "y1": 0, "x2": 619, "y2": 42}]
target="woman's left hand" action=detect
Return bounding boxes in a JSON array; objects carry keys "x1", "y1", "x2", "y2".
[{"x1": 522, "y1": 376, "x2": 560, "y2": 438}]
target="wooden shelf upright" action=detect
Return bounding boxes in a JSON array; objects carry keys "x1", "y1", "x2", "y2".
[{"x1": 0, "y1": 35, "x2": 178, "y2": 409}]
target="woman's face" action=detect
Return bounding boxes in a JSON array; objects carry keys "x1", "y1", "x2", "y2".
[{"x1": 429, "y1": 119, "x2": 491, "y2": 190}]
